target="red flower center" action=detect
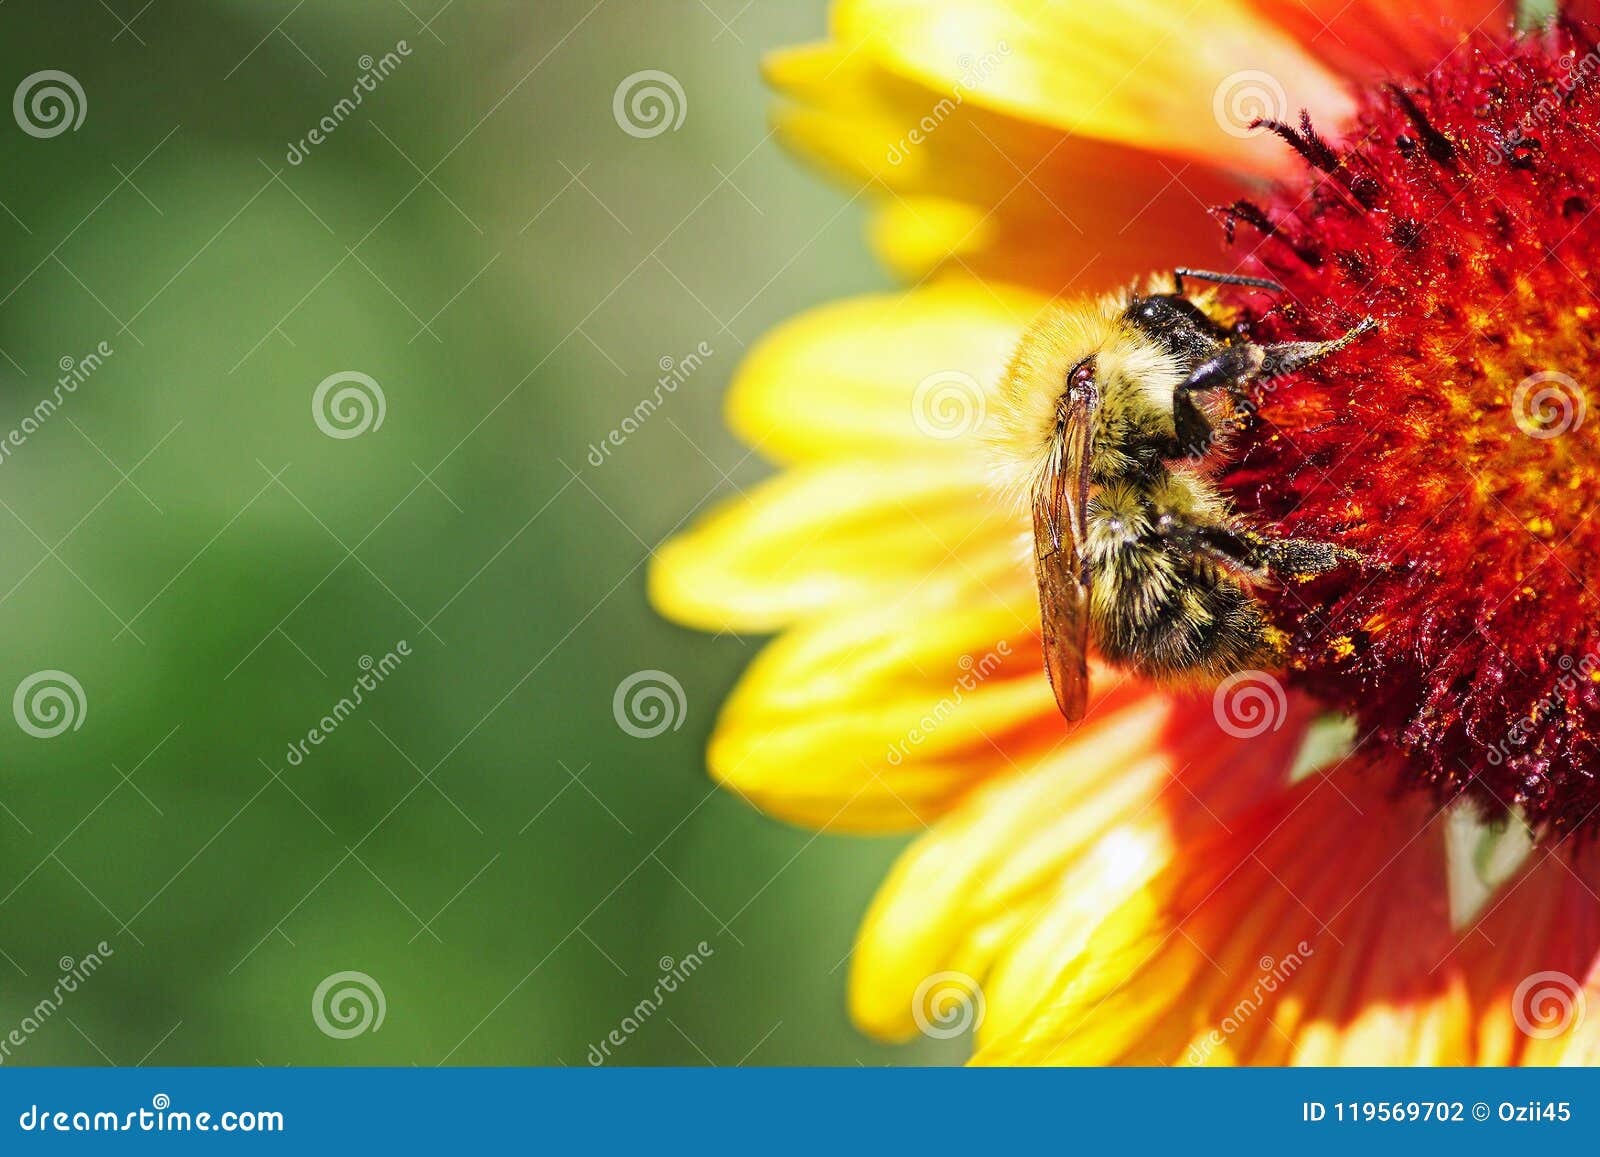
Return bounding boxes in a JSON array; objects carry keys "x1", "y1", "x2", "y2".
[{"x1": 1223, "y1": 18, "x2": 1600, "y2": 832}]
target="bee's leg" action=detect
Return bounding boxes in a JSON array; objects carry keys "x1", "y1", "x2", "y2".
[
  {"x1": 1170, "y1": 316, "x2": 1377, "y2": 453},
  {"x1": 1151, "y1": 513, "x2": 1272, "y2": 579},
  {"x1": 1178, "y1": 317, "x2": 1376, "y2": 400},
  {"x1": 1255, "y1": 316, "x2": 1377, "y2": 378},
  {"x1": 1167, "y1": 343, "x2": 1264, "y2": 458},
  {"x1": 1153, "y1": 514, "x2": 1357, "y2": 579},
  {"x1": 1258, "y1": 535, "x2": 1358, "y2": 578},
  {"x1": 1170, "y1": 393, "x2": 1217, "y2": 458}
]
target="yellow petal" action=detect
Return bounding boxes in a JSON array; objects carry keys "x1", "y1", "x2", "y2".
[
  {"x1": 832, "y1": 0, "x2": 1355, "y2": 176},
  {"x1": 973, "y1": 772, "x2": 1471, "y2": 1065},
  {"x1": 649, "y1": 459, "x2": 1019, "y2": 634},
  {"x1": 851, "y1": 693, "x2": 1316, "y2": 1043},
  {"x1": 867, "y1": 197, "x2": 992, "y2": 284},
  {"x1": 767, "y1": 45, "x2": 1243, "y2": 293},
  {"x1": 727, "y1": 281, "x2": 1044, "y2": 464},
  {"x1": 850, "y1": 697, "x2": 1176, "y2": 1041},
  {"x1": 1456, "y1": 844, "x2": 1600, "y2": 1065},
  {"x1": 706, "y1": 557, "x2": 1056, "y2": 832}
]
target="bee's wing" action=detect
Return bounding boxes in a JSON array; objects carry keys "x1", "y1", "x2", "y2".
[{"x1": 1033, "y1": 393, "x2": 1094, "y2": 722}]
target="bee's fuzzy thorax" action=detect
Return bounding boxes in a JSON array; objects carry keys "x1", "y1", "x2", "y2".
[
  {"x1": 1221, "y1": 16, "x2": 1600, "y2": 834},
  {"x1": 987, "y1": 285, "x2": 1187, "y2": 511}
]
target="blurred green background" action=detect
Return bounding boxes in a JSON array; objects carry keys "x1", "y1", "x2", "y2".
[{"x1": 0, "y1": 0, "x2": 957, "y2": 1065}]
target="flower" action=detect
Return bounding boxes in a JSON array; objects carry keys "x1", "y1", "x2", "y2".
[
  {"x1": 651, "y1": 0, "x2": 1600, "y2": 1064},
  {"x1": 1219, "y1": 19, "x2": 1600, "y2": 835}
]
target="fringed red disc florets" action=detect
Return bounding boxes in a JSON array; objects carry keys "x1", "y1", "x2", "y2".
[{"x1": 1224, "y1": 18, "x2": 1600, "y2": 833}]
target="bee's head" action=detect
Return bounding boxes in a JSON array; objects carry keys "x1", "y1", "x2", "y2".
[
  {"x1": 988, "y1": 289, "x2": 1178, "y2": 507},
  {"x1": 987, "y1": 294, "x2": 1119, "y2": 505}
]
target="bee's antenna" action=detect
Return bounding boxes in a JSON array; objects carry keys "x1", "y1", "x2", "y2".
[{"x1": 1173, "y1": 268, "x2": 1286, "y2": 296}]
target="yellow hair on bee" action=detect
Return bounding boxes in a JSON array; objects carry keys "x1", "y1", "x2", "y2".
[
  {"x1": 986, "y1": 283, "x2": 1188, "y2": 510},
  {"x1": 978, "y1": 270, "x2": 1364, "y2": 715}
]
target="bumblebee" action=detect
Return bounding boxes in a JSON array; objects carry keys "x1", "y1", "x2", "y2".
[{"x1": 990, "y1": 269, "x2": 1374, "y2": 722}]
